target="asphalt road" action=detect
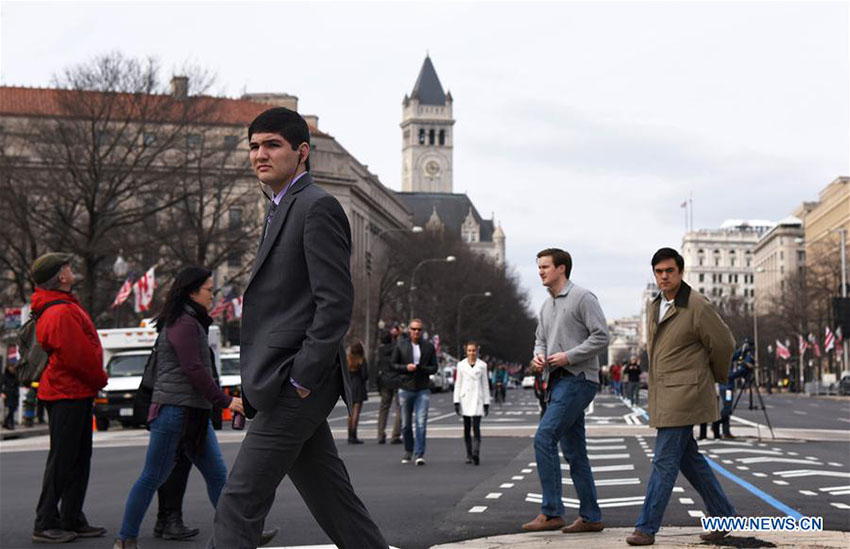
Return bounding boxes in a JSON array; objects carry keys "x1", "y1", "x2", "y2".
[{"x1": 1, "y1": 389, "x2": 848, "y2": 549}]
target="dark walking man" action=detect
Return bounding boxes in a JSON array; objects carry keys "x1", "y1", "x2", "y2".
[
  {"x1": 376, "y1": 331, "x2": 402, "y2": 444},
  {"x1": 210, "y1": 108, "x2": 387, "y2": 548},
  {"x1": 522, "y1": 248, "x2": 609, "y2": 534},
  {"x1": 627, "y1": 247, "x2": 737, "y2": 546},
  {"x1": 30, "y1": 253, "x2": 108, "y2": 543}
]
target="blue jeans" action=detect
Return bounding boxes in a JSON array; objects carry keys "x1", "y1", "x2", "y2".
[
  {"x1": 399, "y1": 388, "x2": 430, "y2": 457},
  {"x1": 636, "y1": 426, "x2": 736, "y2": 534},
  {"x1": 119, "y1": 405, "x2": 227, "y2": 539},
  {"x1": 533, "y1": 373, "x2": 601, "y2": 520}
]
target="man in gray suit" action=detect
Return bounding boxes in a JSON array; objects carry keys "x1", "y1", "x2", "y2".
[{"x1": 211, "y1": 108, "x2": 387, "y2": 548}]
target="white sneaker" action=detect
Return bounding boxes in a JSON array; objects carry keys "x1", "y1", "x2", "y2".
[
  {"x1": 401, "y1": 454, "x2": 412, "y2": 464},
  {"x1": 415, "y1": 457, "x2": 425, "y2": 466}
]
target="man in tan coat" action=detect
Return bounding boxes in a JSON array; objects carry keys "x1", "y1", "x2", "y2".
[{"x1": 626, "y1": 248, "x2": 737, "y2": 546}]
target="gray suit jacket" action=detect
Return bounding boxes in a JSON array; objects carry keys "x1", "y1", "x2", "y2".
[{"x1": 239, "y1": 173, "x2": 353, "y2": 418}]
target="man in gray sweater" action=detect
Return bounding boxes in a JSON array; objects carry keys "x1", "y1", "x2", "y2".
[{"x1": 522, "y1": 248, "x2": 609, "y2": 534}]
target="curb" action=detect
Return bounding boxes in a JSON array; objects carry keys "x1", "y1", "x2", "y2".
[
  {"x1": 0, "y1": 425, "x2": 49, "y2": 440},
  {"x1": 429, "y1": 526, "x2": 850, "y2": 548}
]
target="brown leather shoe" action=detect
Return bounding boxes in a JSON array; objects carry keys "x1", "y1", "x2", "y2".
[
  {"x1": 626, "y1": 529, "x2": 655, "y2": 545},
  {"x1": 699, "y1": 530, "x2": 730, "y2": 542},
  {"x1": 522, "y1": 514, "x2": 566, "y2": 531},
  {"x1": 562, "y1": 517, "x2": 604, "y2": 533}
]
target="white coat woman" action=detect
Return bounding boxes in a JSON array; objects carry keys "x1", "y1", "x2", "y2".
[{"x1": 453, "y1": 342, "x2": 490, "y2": 465}]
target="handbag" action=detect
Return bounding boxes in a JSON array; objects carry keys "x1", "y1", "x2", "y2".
[{"x1": 133, "y1": 334, "x2": 161, "y2": 426}]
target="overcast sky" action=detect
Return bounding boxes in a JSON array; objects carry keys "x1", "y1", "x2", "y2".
[{"x1": 2, "y1": 1, "x2": 848, "y2": 319}]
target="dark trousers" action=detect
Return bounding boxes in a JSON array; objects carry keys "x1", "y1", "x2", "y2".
[
  {"x1": 34, "y1": 398, "x2": 94, "y2": 531},
  {"x1": 212, "y1": 375, "x2": 387, "y2": 548},
  {"x1": 463, "y1": 415, "x2": 481, "y2": 458},
  {"x1": 4, "y1": 403, "x2": 17, "y2": 429},
  {"x1": 376, "y1": 387, "x2": 401, "y2": 441},
  {"x1": 158, "y1": 452, "x2": 192, "y2": 517}
]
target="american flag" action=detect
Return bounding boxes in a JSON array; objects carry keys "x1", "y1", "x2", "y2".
[
  {"x1": 209, "y1": 298, "x2": 231, "y2": 319},
  {"x1": 111, "y1": 278, "x2": 133, "y2": 308},
  {"x1": 798, "y1": 334, "x2": 809, "y2": 356},
  {"x1": 775, "y1": 339, "x2": 791, "y2": 360},
  {"x1": 824, "y1": 327, "x2": 836, "y2": 353}
]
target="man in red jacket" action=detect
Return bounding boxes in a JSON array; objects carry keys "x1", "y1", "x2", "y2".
[{"x1": 29, "y1": 253, "x2": 109, "y2": 544}]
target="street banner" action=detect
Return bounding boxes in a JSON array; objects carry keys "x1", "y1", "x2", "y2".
[
  {"x1": 227, "y1": 297, "x2": 243, "y2": 321},
  {"x1": 111, "y1": 278, "x2": 133, "y2": 308},
  {"x1": 133, "y1": 266, "x2": 156, "y2": 313},
  {"x1": 775, "y1": 339, "x2": 791, "y2": 360},
  {"x1": 824, "y1": 327, "x2": 835, "y2": 353},
  {"x1": 4, "y1": 307, "x2": 22, "y2": 330},
  {"x1": 808, "y1": 332, "x2": 821, "y2": 357}
]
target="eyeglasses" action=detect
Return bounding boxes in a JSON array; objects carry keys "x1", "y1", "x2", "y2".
[{"x1": 409, "y1": 327, "x2": 422, "y2": 332}]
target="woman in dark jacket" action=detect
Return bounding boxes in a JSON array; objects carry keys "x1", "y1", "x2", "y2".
[
  {"x1": 113, "y1": 268, "x2": 242, "y2": 549},
  {"x1": 347, "y1": 341, "x2": 369, "y2": 444}
]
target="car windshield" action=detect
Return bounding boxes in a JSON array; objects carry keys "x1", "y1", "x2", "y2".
[
  {"x1": 221, "y1": 357, "x2": 241, "y2": 375},
  {"x1": 107, "y1": 354, "x2": 147, "y2": 377}
]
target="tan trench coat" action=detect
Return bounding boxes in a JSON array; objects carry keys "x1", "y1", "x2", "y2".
[{"x1": 646, "y1": 282, "x2": 735, "y2": 428}]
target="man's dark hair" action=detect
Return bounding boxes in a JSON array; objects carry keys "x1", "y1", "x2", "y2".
[
  {"x1": 465, "y1": 340, "x2": 479, "y2": 349},
  {"x1": 651, "y1": 247, "x2": 685, "y2": 271},
  {"x1": 536, "y1": 248, "x2": 572, "y2": 279},
  {"x1": 248, "y1": 107, "x2": 311, "y2": 171}
]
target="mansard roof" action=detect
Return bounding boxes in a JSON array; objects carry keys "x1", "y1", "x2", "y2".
[
  {"x1": 411, "y1": 56, "x2": 446, "y2": 106},
  {"x1": 397, "y1": 192, "x2": 494, "y2": 242}
]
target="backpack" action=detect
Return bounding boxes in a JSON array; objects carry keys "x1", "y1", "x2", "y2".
[
  {"x1": 134, "y1": 334, "x2": 162, "y2": 428},
  {"x1": 16, "y1": 300, "x2": 70, "y2": 387}
]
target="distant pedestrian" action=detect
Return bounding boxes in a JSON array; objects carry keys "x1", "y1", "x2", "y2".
[
  {"x1": 376, "y1": 331, "x2": 402, "y2": 445},
  {"x1": 626, "y1": 248, "x2": 737, "y2": 546},
  {"x1": 29, "y1": 253, "x2": 109, "y2": 543},
  {"x1": 624, "y1": 357, "x2": 641, "y2": 406},
  {"x1": 392, "y1": 318, "x2": 438, "y2": 465},
  {"x1": 453, "y1": 342, "x2": 490, "y2": 465},
  {"x1": 1, "y1": 363, "x2": 19, "y2": 430},
  {"x1": 114, "y1": 267, "x2": 245, "y2": 549},
  {"x1": 491, "y1": 363, "x2": 509, "y2": 406},
  {"x1": 523, "y1": 248, "x2": 609, "y2": 534},
  {"x1": 610, "y1": 362, "x2": 622, "y2": 396},
  {"x1": 347, "y1": 341, "x2": 369, "y2": 444}
]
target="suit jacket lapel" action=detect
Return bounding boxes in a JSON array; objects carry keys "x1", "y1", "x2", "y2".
[{"x1": 247, "y1": 174, "x2": 314, "y2": 289}]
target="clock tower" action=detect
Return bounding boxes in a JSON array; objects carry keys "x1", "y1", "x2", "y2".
[{"x1": 401, "y1": 55, "x2": 454, "y2": 193}]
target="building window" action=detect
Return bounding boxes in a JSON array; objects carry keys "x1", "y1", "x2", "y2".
[
  {"x1": 186, "y1": 134, "x2": 202, "y2": 147},
  {"x1": 419, "y1": 129, "x2": 426, "y2": 144},
  {"x1": 439, "y1": 130, "x2": 445, "y2": 145},
  {"x1": 731, "y1": 258, "x2": 736, "y2": 267},
  {"x1": 229, "y1": 208, "x2": 243, "y2": 229},
  {"x1": 429, "y1": 129, "x2": 435, "y2": 145},
  {"x1": 698, "y1": 273, "x2": 704, "y2": 282},
  {"x1": 223, "y1": 135, "x2": 239, "y2": 149},
  {"x1": 699, "y1": 287, "x2": 705, "y2": 295},
  {"x1": 143, "y1": 133, "x2": 156, "y2": 146}
]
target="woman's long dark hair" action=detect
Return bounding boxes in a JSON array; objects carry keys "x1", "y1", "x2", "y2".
[{"x1": 153, "y1": 267, "x2": 212, "y2": 332}]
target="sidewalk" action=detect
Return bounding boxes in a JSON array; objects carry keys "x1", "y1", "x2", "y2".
[
  {"x1": 0, "y1": 422, "x2": 49, "y2": 440},
  {"x1": 431, "y1": 527, "x2": 850, "y2": 548}
]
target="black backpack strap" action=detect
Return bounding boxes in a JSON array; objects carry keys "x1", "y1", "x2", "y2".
[{"x1": 32, "y1": 300, "x2": 70, "y2": 319}]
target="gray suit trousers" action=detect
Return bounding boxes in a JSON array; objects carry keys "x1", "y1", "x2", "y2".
[{"x1": 211, "y1": 375, "x2": 387, "y2": 548}]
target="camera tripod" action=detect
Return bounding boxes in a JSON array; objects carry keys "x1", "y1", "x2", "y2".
[{"x1": 730, "y1": 371, "x2": 775, "y2": 440}]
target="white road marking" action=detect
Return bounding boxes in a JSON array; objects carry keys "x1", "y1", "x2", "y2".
[
  {"x1": 787, "y1": 452, "x2": 799, "y2": 456},
  {"x1": 428, "y1": 412, "x2": 458, "y2": 423},
  {"x1": 737, "y1": 466, "x2": 750, "y2": 471},
  {"x1": 672, "y1": 487, "x2": 684, "y2": 493},
  {"x1": 679, "y1": 498, "x2": 694, "y2": 504},
  {"x1": 710, "y1": 449, "x2": 783, "y2": 456},
  {"x1": 773, "y1": 480, "x2": 789, "y2": 485},
  {"x1": 829, "y1": 462, "x2": 844, "y2": 467},
  {"x1": 737, "y1": 457, "x2": 823, "y2": 466},
  {"x1": 563, "y1": 477, "x2": 640, "y2": 486},
  {"x1": 799, "y1": 490, "x2": 817, "y2": 496},
  {"x1": 830, "y1": 502, "x2": 850, "y2": 510},
  {"x1": 512, "y1": 475, "x2": 524, "y2": 480},
  {"x1": 752, "y1": 473, "x2": 768, "y2": 478},
  {"x1": 688, "y1": 510, "x2": 706, "y2": 518},
  {"x1": 793, "y1": 411, "x2": 807, "y2": 415},
  {"x1": 468, "y1": 506, "x2": 487, "y2": 513},
  {"x1": 500, "y1": 483, "x2": 514, "y2": 488},
  {"x1": 521, "y1": 469, "x2": 532, "y2": 473},
  {"x1": 774, "y1": 470, "x2": 850, "y2": 479},
  {"x1": 586, "y1": 445, "x2": 628, "y2": 451},
  {"x1": 525, "y1": 493, "x2": 644, "y2": 508},
  {"x1": 589, "y1": 453, "x2": 631, "y2": 460},
  {"x1": 819, "y1": 485, "x2": 850, "y2": 493},
  {"x1": 485, "y1": 493, "x2": 502, "y2": 499},
  {"x1": 722, "y1": 460, "x2": 734, "y2": 464},
  {"x1": 586, "y1": 438, "x2": 626, "y2": 443}
]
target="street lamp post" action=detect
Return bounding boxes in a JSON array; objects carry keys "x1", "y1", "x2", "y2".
[
  {"x1": 838, "y1": 228, "x2": 848, "y2": 370},
  {"x1": 364, "y1": 226, "x2": 422, "y2": 363},
  {"x1": 456, "y1": 292, "x2": 492, "y2": 359},
  {"x1": 409, "y1": 255, "x2": 456, "y2": 318}
]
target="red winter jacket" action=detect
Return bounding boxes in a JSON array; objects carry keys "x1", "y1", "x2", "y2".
[{"x1": 31, "y1": 289, "x2": 107, "y2": 400}]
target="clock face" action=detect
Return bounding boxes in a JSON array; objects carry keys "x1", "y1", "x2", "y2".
[{"x1": 425, "y1": 160, "x2": 441, "y2": 176}]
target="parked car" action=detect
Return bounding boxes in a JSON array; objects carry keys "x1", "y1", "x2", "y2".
[
  {"x1": 429, "y1": 370, "x2": 446, "y2": 393},
  {"x1": 521, "y1": 375, "x2": 535, "y2": 389},
  {"x1": 94, "y1": 350, "x2": 150, "y2": 431},
  {"x1": 839, "y1": 373, "x2": 850, "y2": 396},
  {"x1": 442, "y1": 366, "x2": 455, "y2": 391}
]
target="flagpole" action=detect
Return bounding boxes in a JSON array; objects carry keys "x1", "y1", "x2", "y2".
[{"x1": 689, "y1": 192, "x2": 694, "y2": 232}]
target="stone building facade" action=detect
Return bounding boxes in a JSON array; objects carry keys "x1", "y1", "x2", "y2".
[{"x1": 752, "y1": 216, "x2": 806, "y2": 314}]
